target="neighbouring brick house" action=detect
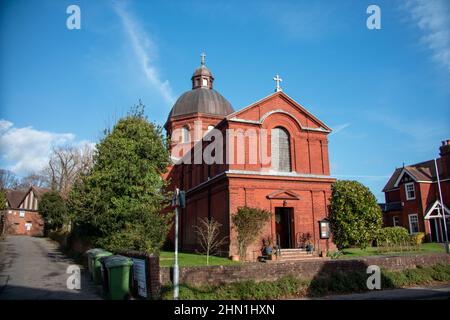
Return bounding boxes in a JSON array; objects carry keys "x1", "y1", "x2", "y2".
[
  {"x1": 164, "y1": 55, "x2": 335, "y2": 260},
  {"x1": 4, "y1": 186, "x2": 49, "y2": 236},
  {"x1": 382, "y1": 140, "x2": 450, "y2": 242}
]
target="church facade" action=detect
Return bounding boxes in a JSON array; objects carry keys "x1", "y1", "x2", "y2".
[{"x1": 164, "y1": 55, "x2": 335, "y2": 260}]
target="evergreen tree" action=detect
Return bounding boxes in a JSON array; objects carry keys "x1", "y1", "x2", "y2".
[
  {"x1": 69, "y1": 103, "x2": 172, "y2": 253},
  {"x1": 329, "y1": 180, "x2": 382, "y2": 249}
]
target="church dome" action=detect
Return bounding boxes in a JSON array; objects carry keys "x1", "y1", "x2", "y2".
[
  {"x1": 168, "y1": 53, "x2": 234, "y2": 118},
  {"x1": 169, "y1": 88, "x2": 233, "y2": 117}
]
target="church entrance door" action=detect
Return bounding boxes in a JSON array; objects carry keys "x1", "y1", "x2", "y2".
[{"x1": 275, "y1": 207, "x2": 294, "y2": 248}]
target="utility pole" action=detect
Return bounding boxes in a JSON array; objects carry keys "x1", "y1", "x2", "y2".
[{"x1": 434, "y1": 159, "x2": 449, "y2": 253}]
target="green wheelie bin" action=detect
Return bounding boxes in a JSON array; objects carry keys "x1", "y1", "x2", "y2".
[
  {"x1": 103, "y1": 255, "x2": 134, "y2": 300},
  {"x1": 86, "y1": 248, "x2": 113, "y2": 284}
]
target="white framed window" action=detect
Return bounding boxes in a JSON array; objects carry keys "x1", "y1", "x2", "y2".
[
  {"x1": 408, "y1": 214, "x2": 419, "y2": 234},
  {"x1": 393, "y1": 216, "x2": 400, "y2": 227},
  {"x1": 19, "y1": 210, "x2": 25, "y2": 218},
  {"x1": 202, "y1": 78, "x2": 208, "y2": 86},
  {"x1": 405, "y1": 182, "x2": 415, "y2": 200}
]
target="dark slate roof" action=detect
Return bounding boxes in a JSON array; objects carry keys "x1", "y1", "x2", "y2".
[
  {"x1": 382, "y1": 158, "x2": 446, "y2": 192},
  {"x1": 169, "y1": 88, "x2": 234, "y2": 118},
  {"x1": 6, "y1": 189, "x2": 27, "y2": 208},
  {"x1": 5, "y1": 186, "x2": 50, "y2": 209},
  {"x1": 379, "y1": 201, "x2": 402, "y2": 213}
]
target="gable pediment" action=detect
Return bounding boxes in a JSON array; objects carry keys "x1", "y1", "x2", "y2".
[
  {"x1": 267, "y1": 189, "x2": 300, "y2": 200},
  {"x1": 424, "y1": 200, "x2": 450, "y2": 219},
  {"x1": 226, "y1": 91, "x2": 331, "y2": 133},
  {"x1": 394, "y1": 168, "x2": 417, "y2": 187}
]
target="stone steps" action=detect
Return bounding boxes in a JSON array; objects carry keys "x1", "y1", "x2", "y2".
[{"x1": 276, "y1": 248, "x2": 317, "y2": 261}]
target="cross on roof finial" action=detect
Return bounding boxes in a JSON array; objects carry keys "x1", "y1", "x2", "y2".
[
  {"x1": 273, "y1": 74, "x2": 283, "y2": 92},
  {"x1": 201, "y1": 52, "x2": 206, "y2": 65}
]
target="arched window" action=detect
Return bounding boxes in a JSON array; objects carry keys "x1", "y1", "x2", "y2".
[
  {"x1": 271, "y1": 127, "x2": 291, "y2": 172},
  {"x1": 181, "y1": 126, "x2": 190, "y2": 143}
]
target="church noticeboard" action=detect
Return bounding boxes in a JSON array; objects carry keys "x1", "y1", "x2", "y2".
[
  {"x1": 319, "y1": 220, "x2": 330, "y2": 239},
  {"x1": 132, "y1": 258, "x2": 147, "y2": 298}
]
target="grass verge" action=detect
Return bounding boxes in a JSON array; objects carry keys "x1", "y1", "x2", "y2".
[
  {"x1": 339, "y1": 243, "x2": 445, "y2": 258},
  {"x1": 160, "y1": 251, "x2": 239, "y2": 267}
]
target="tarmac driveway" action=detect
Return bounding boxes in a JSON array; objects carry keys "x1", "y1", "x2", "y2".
[{"x1": 0, "y1": 235, "x2": 101, "y2": 300}]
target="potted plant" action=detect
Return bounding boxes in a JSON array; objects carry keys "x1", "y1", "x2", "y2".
[
  {"x1": 305, "y1": 233, "x2": 314, "y2": 253},
  {"x1": 262, "y1": 238, "x2": 274, "y2": 260}
]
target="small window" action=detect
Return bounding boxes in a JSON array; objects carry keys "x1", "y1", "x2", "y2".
[
  {"x1": 405, "y1": 182, "x2": 415, "y2": 200},
  {"x1": 19, "y1": 210, "x2": 25, "y2": 218},
  {"x1": 393, "y1": 216, "x2": 400, "y2": 227},
  {"x1": 202, "y1": 78, "x2": 208, "y2": 86},
  {"x1": 181, "y1": 127, "x2": 190, "y2": 143},
  {"x1": 408, "y1": 214, "x2": 419, "y2": 234}
]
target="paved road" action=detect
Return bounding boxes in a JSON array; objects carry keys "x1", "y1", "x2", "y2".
[{"x1": 0, "y1": 235, "x2": 102, "y2": 300}]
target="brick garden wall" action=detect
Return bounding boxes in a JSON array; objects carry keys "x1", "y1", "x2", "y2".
[{"x1": 160, "y1": 254, "x2": 450, "y2": 287}]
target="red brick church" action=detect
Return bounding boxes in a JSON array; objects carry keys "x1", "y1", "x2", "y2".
[{"x1": 164, "y1": 54, "x2": 335, "y2": 260}]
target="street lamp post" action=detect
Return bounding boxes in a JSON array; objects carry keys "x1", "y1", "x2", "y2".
[
  {"x1": 434, "y1": 158, "x2": 449, "y2": 253},
  {"x1": 172, "y1": 188, "x2": 186, "y2": 299}
]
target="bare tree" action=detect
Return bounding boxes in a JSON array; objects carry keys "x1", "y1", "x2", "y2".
[
  {"x1": 44, "y1": 143, "x2": 94, "y2": 197},
  {"x1": 0, "y1": 169, "x2": 19, "y2": 189},
  {"x1": 195, "y1": 217, "x2": 228, "y2": 265},
  {"x1": 17, "y1": 172, "x2": 50, "y2": 189}
]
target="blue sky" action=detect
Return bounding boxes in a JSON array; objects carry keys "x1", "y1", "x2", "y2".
[{"x1": 0, "y1": 0, "x2": 449, "y2": 201}]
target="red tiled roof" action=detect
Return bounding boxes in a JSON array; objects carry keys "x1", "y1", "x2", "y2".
[{"x1": 383, "y1": 158, "x2": 446, "y2": 192}]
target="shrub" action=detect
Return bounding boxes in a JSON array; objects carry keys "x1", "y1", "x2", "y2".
[
  {"x1": 329, "y1": 180, "x2": 383, "y2": 249},
  {"x1": 376, "y1": 227, "x2": 410, "y2": 247},
  {"x1": 39, "y1": 191, "x2": 70, "y2": 232},
  {"x1": 232, "y1": 206, "x2": 271, "y2": 261},
  {"x1": 0, "y1": 190, "x2": 6, "y2": 211},
  {"x1": 327, "y1": 250, "x2": 343, "y2": 259},
  {"x1": 410, "y1": 232, "x2": 425, "y2": 245}
]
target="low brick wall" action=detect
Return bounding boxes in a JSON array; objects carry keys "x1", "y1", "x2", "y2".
[{"x1": 160, "y1": 253, "x2": 450, "y2": 287}]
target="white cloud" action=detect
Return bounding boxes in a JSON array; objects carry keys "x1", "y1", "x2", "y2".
[
  {"x1": 330, "y1": 123, "x2": 350, "y2": 135},
  {"x1": 333, "y1": 174, "x2": 391, "y2": 181},
  {"x1": 0, "y1": 120, "x2": 92, "y2": 175},
  {"x1": 404, "y1": 0, "x2": 450, "y2": 72},
  {"x1": 113, "y1": 2, "x2": 176, "y2": 105},
  {"x1": 0, "y1": 120, "x2": 13, "y2": 132}
]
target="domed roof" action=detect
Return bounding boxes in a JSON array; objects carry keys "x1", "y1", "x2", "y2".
[{"x1": 169, "y1": 88, "x2": 234, "y2": 118}]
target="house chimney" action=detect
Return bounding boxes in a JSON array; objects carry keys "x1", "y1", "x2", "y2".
[{"x1": 439, "y1": 140, "x2": 450, "y2": 178}]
